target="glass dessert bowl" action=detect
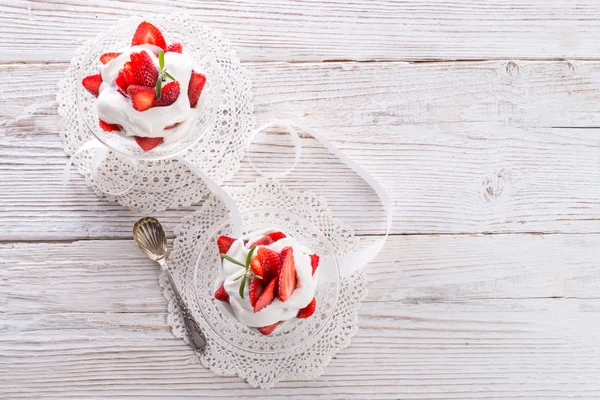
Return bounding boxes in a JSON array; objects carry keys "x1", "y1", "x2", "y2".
[
  {"x1": 194, "y1": 208, "x2": 340, "y2": 354},
  {"x1": 76, "y1": 17, "x2": 220, "y2": 160}
]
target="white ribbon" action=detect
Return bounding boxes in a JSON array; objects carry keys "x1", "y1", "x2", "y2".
[
  {"x1": 246, "y1": 120, "x2": 392, "y2": 276},
  {"x1": 64, "y1": 121, "x2": 391, "y2": 274}
]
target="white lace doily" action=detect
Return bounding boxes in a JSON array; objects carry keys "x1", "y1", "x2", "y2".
[
  {"x1": 164, "y1": 180, "x2": 367, "y2": 388},
  {"x1": 57, "y1": 15, "x2": 254, "y2": 211}
]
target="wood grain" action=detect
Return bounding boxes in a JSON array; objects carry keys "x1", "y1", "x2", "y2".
[
  {"x1": 2, "y1": 61, "x2": 600, "y2": 239},
  {"x1": 3, "y1": 301, "x2": 600, "y2": 398},
  {"x1": 4, "y1": 0, "x2": 600, "y2": 63},
  {"x1": 1, "y1": 235, "x2": 598, "y2": 314}
]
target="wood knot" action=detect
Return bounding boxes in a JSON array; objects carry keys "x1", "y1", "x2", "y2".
[
  {"x1": 482, "y1": 169, "x2": 509, "y2": 202},
  {"x1": 505, "y1": 62, "x2": 520, "y2": 79}
]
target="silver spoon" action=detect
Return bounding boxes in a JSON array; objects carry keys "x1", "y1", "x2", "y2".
[{"x1": 133, "y1": 217, "x2": 206, "y2": 351}]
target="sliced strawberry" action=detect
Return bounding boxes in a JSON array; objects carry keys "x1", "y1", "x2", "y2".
[
  {"x1": 154, "y1": 81, "x2": 180, "y2": 107},
  {"x1": 310, "y1": 254, "x2": 320, "y2": 275},
  {"x1": 257, "y1": 247, "x2": 281, "y2": 281},
  {"x1": 98, "y1": 119, "x2": 122, "y2": 132},
  {"x1": 254, "y1": 278, "x2": 277, "y2": 313},
  {"x1": 130, "y1": 51, "x2": 158, "y2": 87},
  {"x1": 267, "y1": 231, "x2": 286, "y2": 242},
  {"x1": 249, "y1": 256, "x2": 264, "y2": 278},
  {"x1": 166, "y1": 42, "x2": 182, "y2": 53},
  {"x1": 116, "y1": 61, "x2": 137, "y2": 92},
  {"x1": 297, "y1": 298, "x2": 316, "y2": 318},
  {"x1": 187, "y1": 71, "x2": 206, "y2": 107},
  {"x1": 249, "y1": 278, "x2": 264, "y2": 307},
  {"x1": 280, "y1": 246, "x2": 292, "y2": 259},
  {"x1": 278, "y1": 247, "x2": 297, "y2": 302},
  {"x1": 100, "y1": 52, "x2": 121, "y2": 64},
  {"x1": 217, "y1": 236, "x2": 236, "y2": 255},
  {"x1": 134, "y1": 136, "x2": 163, "y2": 151},
  {"x1": 131, "y1": 21, "x2": 166, "y2": 50},
  {"x1": 82, "y1": 73, "x2": 102, "y2": 97},
  {"x1": 257, "y1": 323, "x2": 278, "y2": 336},
  {"x1": 248, "y1": 236, "x2": 273, "y2": 248},
  {"x1": 214, "y1": 284, "x2": 229, "y2": 302},
  {"x1": 127, "y1": 85, "x2": 155, "y2": 111},
  {"x1": 164, "y1": 122, "x2": 180, "y2": 130}
]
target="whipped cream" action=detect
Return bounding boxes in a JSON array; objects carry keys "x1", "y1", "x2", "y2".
[
  {"x1": 218, "y1": 229, "x2": 319, "y2": 328},
  {"x1": 96, "y1": 44, "x2": 199, "y2": 144}
]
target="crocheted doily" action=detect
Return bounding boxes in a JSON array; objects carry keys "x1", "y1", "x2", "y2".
[
  {"x1": 57, "y1": 15, "x2": 254, "y2": 211},
  {"x1": 163, "y1": 180, "x2": 367, "y2": 388}
]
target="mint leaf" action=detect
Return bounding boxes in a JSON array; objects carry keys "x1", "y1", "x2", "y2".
[
  {"x1": 164, "y1": 71, "x2": 176, "y2": 81},
  {"x1": 239, "y1": 275, "x2": 247, "y2": 299},
  {"x1": 245, "y1": 246, "x2": 257, "y2": 268},
  {"x1": 155, "y1": 78, "x2": 162, "y2": 100},
  {"x1": 158, "y1": 50, "x2": 165, "y2": 70},
  {"x1": 221, "y1": 254, "x2": 245, "y2": 267}
]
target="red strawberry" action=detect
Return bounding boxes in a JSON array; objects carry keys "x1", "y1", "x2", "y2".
[
  {"x1": 130, "y1": 51, "x2": 158, "y2": 87},
  {"x1": 249, "y1": 278, "x2": 264, "y2": 307},
  {"x1": 249, "y1": 256, "x2": 264, "y2": 278},
  {"x1": 131, "y1": 21, "x2": 166, "y2": 50},
  {"x1": 127, "y1": 85, "x2": 155, "y2": 111},
  {"x1": 166, "y1": 42, "x2": 182, "y2": 53},
  {"x1": 98, "y1": 119, "x2": 122, "y2": 132},
  {"x1": 257, "y1": 247, "x2": 281, "y2": 281},
  {"x1": 253, "y1": 278, "x2": 277, "y2": 313},
  {"x1": 82, "y1": 73, "x2": 102, "y2": 97},
  {"x1": 217, "y1": 236, "x2": 236, "y2": 255},
  {"x1": 248, "y1": 236, "x2": 273, "y2": 248},
  {"x1": 187, "y1": 72, "x2": 206, "y2": 107},
  {"x1": 278, "y1": 247, "x2": 296, "y2": 302},
  {"x1": 154, "y1": 81, "x2": 180, "y2": 107},
  {"x1": 134, "y1": 136, "x2": 163, "y2": 151},
  {"x1": 280, "y1": 246, "x2": 292, "y2": 259},
  {"x1": 100, "y1": 52, "x2": 121, "y2": 64},
  {"x1": 257, "y1": 323, "x2": 278, "y2": 336},
  {"x1": 297, "y1": 298, "x2": 316, "y2": 318},
  {"x1": 214, "y1": 284, "x2": 229, "y2": 302},
  {"x1": 164, "y1": 122, "x2": 180, "y2": 130},
  {"x1": 310, "y1": 254, "x2": 320, "y2": 275},
  {"x1": 116, "y1": 61, "x2": 137, "y2": 92},
  {"x1": 267, "y1": 231, "x2": 286, "y2": 242}
]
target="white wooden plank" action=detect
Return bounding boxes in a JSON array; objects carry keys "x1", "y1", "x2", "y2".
[
  {"x1": 2, "y1": 300, "x2": 600, "y2": 398},
  {"x1": 1, "y1": 61, "x2": 600, "y2": 239},
  {"x1": 3, "y1": 0, "x2": 600, "y2": 63},
  {"x1": 1, "y1": 235, "x2": 598, "y2": 316}
]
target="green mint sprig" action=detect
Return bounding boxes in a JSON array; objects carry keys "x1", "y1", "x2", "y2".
[
  {"x1": 155, "y1": 50, "x2": 177, "y2": 100},
  {"x1": 221, "y1": 246, "x2": 263, "y2": 299}
]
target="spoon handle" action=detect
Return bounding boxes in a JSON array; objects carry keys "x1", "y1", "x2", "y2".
[{"x1": 160, "y1": 259, "x2": 206, "y2": 351}]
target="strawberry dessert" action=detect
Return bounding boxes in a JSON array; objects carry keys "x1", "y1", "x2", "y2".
[
  {"x1": 81, "y1": 21, "x2": 207, "y2": 151},
  {"x1": 214, "y1": 230, "x2": 320, "y2": 336}
]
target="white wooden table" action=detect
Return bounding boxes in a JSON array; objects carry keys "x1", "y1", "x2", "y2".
[{"x1": 2, "y1": 1, "x2": 600, "y2": 398}]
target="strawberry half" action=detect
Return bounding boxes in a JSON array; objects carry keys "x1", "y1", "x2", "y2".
[
  {"x1": 100, "y1": 52, "x2": 121, "y2": 64},
  {"x1": 278, "y1": 247, "x2": 297, "y2": 302},
  {"x1": 248, "y1": 236, "x2": 273, "y2": 248},
  {"x1": 253, "y1": 278, "x2": 277, "y2": 313},
  {"x1": 82, "y1": 73, "x2": 102, "y2": 97},
  {"x1": 154, "y1": 81, "x2": 180, "y2": 107},
  {"x1": 267, "y1": 231, "x2": 286, "y2": 242},
  {"x1": 297, "y1": 298, "x2": 316, "y2": 318},
  {"x1": 249, "y1": 256, "x2": 264, "y2": 278},
  {"x1": 249, "y1": 278, "x2": 264, "y2": 307},
  {"x1": 166, "y1": 42, "x2": 182, "y2": 53},
  {"x1": 187, "y1": 72, "x2": 206, "y2": 107},
  {"x1": 310, "y1": 254, "x2": 319, "y2": 275},
  {"x1": 217, "y1": 236, "x2": 236, "y2": 255},
  {"x1": 134, "y1": 136, "x2": 163, "y2": 151},
  {"x1": 131, "y1": 21, "x2": 166, "y2": 50},
  {"x1": 164, "y1": 122, "x2": 180, "y2": 130},
  {"x1": 130, "y1": 51, "x2": 158, "y2": 87},
  {"x1": 116, "y1": 61, "x2": 137, "y2": 92},
  {"x1": 214, "y1": 284, "x2": 229, "y2": 302},
  {"x1": 98, "y1": 119, "x2": 122, "y2": 132},
  {"x1": 127, "y1": 85, "x2": 155, "y2": 111},
  {"x1": 257, "y1": 323, "x2": 278, "y2": 336},
  {"x1": 257, "y1": 247, "x2": 281, "y2": 281},
  {"x1": 280, "y1": 246, "x2": 292, "y2": 259}
]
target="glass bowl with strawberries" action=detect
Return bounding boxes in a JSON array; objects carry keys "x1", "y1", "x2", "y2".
[
  {"x1": 194, "y1": 208, "x2": 341, "y2": 354},
  {"x1": 77, "y1": 18, "x2": 220, "y2": 160}
]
